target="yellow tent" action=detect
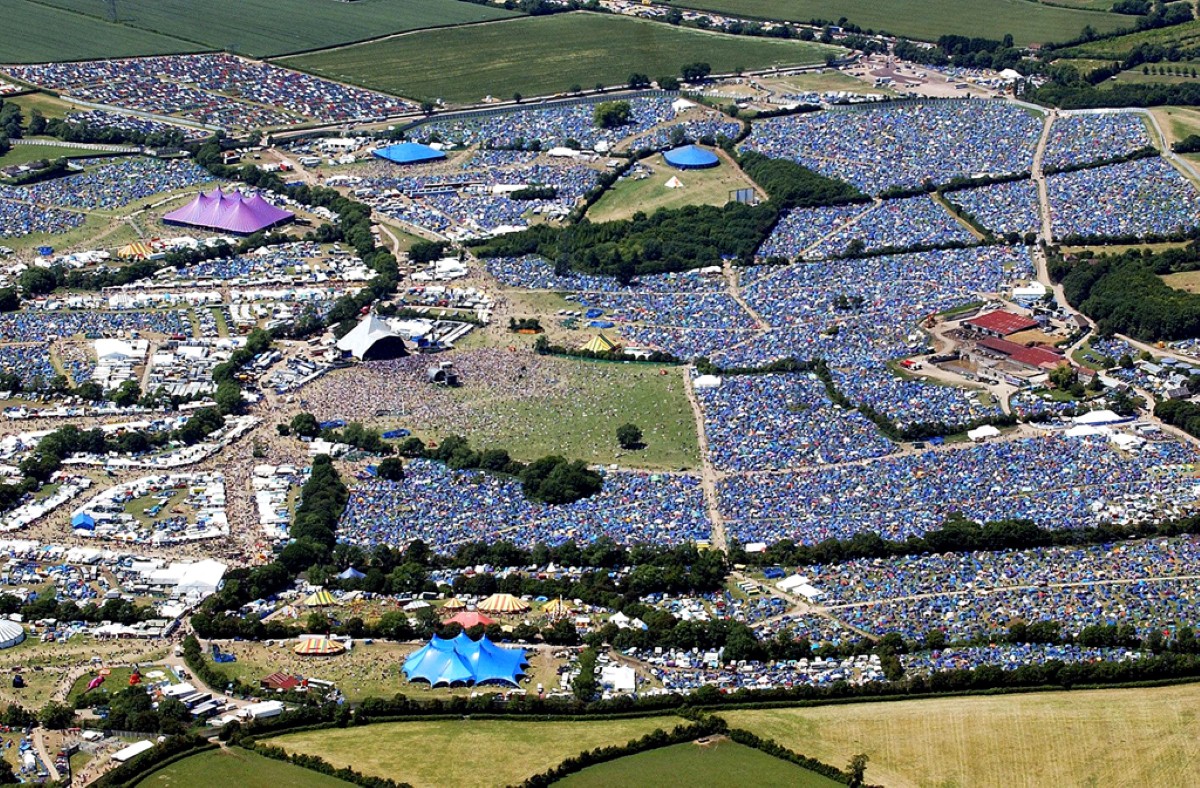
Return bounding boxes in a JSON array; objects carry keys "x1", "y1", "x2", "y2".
[
  {"x1": 303, "y1": 589, "x2": 336, "y2": 607},
  {"x1": 293, "y1": 635, "x2": 345, "y2": 656},
  {"x1": 477, "y1": 593, "x2": 530, "y2": 614},
  {"x1": 580, "y1": 333, "x2": 620, "y2": 353},
  {"x1": 442, "y1": 598, "x2": 467, "y2": 611},
  {"x1": 116, "y1": 242, "x2": 154, "y2": 260},
  {"x1": 542, "y1": 598, "x2": 572, "y2": 618}
]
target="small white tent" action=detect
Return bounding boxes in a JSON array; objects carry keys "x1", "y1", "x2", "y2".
[{"x1": 665, "y1": 176, "x2": 684, "y2": 189}]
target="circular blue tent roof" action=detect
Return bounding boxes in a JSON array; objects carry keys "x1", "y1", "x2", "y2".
[
  {"x1": 373, "y1": 142, "x2": 447, "y2": 165},
  {"x1": 663, "y1": 145, "x2": 719, "y2": 170}
]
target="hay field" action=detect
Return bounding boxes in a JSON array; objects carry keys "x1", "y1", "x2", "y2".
[
  {"x1": 268, "y1": 717, "x2": 684, "y2": 787},
  {"x1": 282, "y1": 13, "x2": 840, "y2": 104},
  {"x1": 675, "y1": 0, "x2": 1126, "y2": 46},
  {"x1": 557, "y1": 739, "x2": 844, "y2": 787},
  {"x1": 136, "y1": 747, "x2": 351, "y2": 787},
  {"x1": 2, "y1": 0, "x2": 198, "y2": 63},
  {"x1": 32, "y1": 0, "x2": 518, "y2": 59},
  {"x1": 723, "y1": 683, "x2": 1200, "y2": 787}
]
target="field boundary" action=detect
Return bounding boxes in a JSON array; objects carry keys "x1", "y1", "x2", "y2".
[{"x1": 264, "y1": 14, "x2": 526, "y2": 62}]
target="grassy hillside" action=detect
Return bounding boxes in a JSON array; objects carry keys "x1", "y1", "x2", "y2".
[
  {"x1": 283, "y1": 13, "x2": 840, "y2": 104},
  {"x1": 33, "y1": 0, "x2": 518, "y2": 58},
  {"x1": 673, "y1": 0, "x2": 1129, "y2": 46},
  {"x1": 2, "y1": 0, "x2": 199, "y2": 63}
]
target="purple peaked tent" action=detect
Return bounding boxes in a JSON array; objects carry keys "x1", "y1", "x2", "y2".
[{"x1": 163, "y1": 188, "x2": 294, "y2": 235}]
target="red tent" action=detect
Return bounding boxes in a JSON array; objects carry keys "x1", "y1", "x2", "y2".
[{"x1": 443, "y1": 611, "x2": 496, "y2": 629}]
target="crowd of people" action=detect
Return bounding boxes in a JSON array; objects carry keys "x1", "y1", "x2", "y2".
[
  {"x1": 6, "y1": 54, "x2": 413, "y2": 130},
  {"x1": 1047, "y1": 156, "x2": 1200, "y2": 239},
  {"x1": 718, "y1": 434, "x2": 1200, "y2": 545},
  {"x1": 741, "y1": 100, "x2": 1041, "y2": 194},
  {"x1": 1042, "y1": 112, "x2": 1152, "y2": 171}
]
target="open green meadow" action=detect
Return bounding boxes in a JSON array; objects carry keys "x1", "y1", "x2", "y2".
[
  {"x1": 34, "y1": 0, "x2": 518, "y2": 59},
  {"x1": 722, "y1": 682, "x2": 1200, "y2": 788},
  {"x1": 1, "y1": 0, "x2": 198, "y2": 63},
  {"x1": 0, "y1": 143, "x2": 110, "y2": 168},
  {"x1": 587, "y1": 153, "x2": 760, "y2": 223},
  {"x1": 672, "y1": 0, "x2": 1128, "y2": 46},
  {"x1": 269, "y1": 717, "x2": 684, "y2": 787},
  {"x1": 136, "y1": 747, "x2": 351, "y2": 787},
  {"x1": 556, "y1": 740, "x2": 844, "y2": 787},
  {"x1": 282, "y1": 13, "x2": 840, "y2": 104}
]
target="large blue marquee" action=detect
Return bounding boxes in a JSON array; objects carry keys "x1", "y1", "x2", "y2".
[
  {"x1": 403, "y1": 633, "x2": 528, "y2": 687},
  {"x1": 373, "y1": 142, "x2": 447, "y2": 165},
  {"x1": 663, "y1": 145, "x2": 719, "y2": 170}
]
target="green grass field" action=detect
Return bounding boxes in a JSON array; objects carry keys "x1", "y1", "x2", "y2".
[
  {"x1": 587, "y1": 153, "x2": 759, "y2": 223},
  {"x1": 35, "y1": 0, "x2": 518, "y2": 59},
  {"x1": 282, "y1": 13, "x2": 840, "y2": 104},
  {"x1": 136, "y1": 747, "x2": 351, "y2": 787},
  {"x1": 1106, "y1": 61, "x2": 1200, "y2": 88},
  {"x1": 556, "y1": 740, "x2": 843, "y2": 787},
  {"x1": 1, "y1": 0, "x2": 199, "y2": 63},
  {"x1": 269, "y1": 718, "x2": 683, "y2": 787},
  {"x1": 672, "y1": 0, "x2": 1128, "y2": 46},
  {"x1": 723, "y1": 682, "x2": 1200, "y2": 788},
  {"x1": 0, "y1": 143, "x2": 107, "y2": 168}
]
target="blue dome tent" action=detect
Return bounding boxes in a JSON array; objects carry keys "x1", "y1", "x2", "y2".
[
  {"x1": 663, "y1": 145, "x2": 719, "y2": 170},
  {"x1": 373, "y1": 142, "x2": 446, "y2": 166},
  {"x1": 403, "y1": 634, "x2": 528, "y2": 687}
]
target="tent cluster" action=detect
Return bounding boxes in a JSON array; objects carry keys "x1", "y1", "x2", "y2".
[
  {"x1": 403, "y1": 633, "x2": 528, "y2": 687},
  {"x1": 163, "y1": 188, "x2": 294, "y2": 235}
]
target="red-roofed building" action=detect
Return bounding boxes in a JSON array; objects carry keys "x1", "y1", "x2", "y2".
[
  {"x1": 973, "y1": 336, "x2": 1066, "y2": 372},
  {"x1": 964, "y1": 310, "x2": 1040, "y2": 337},
  {"x1": 261, "y1": 672, "x2": 301, "y2": 692}
]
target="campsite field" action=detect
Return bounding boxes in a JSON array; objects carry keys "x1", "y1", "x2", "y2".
[
  {"x1": 213, "y1": 639, "x2": 561, "y2": 702},
  {"x1": 0, "y1": 0, "x2": 198, "y2": 63},
  {"x1": 136, "y1": 746, "x2": 352, "y2": 787},
  {"x1": 722, "y1": 682, "x2": 1200, "y2": 787},
  {"x1": 556, "y1": 739, "x2": 844, "y2": 788},
  {"x1": 0, "y1": 143, "x2": 112, "y2": 168},
  {"x1": 587, "y1": 152, "x2": 760, "y2": 223},
  {"x1": 672, "y1": 0, "x2": 1127, "y2": 46},
  {"x1": 268, "y1": 717, "x2": 684, "y2": 787},
  {"x1": 33, "y1": 0, "x2": 518, "y2": 60},
  {"x1": 281, "y1": 13, "x2": 840, "y2": 104}
]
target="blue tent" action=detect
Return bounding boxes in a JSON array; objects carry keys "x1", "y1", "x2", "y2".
[
  {"x1": 663, "y1": 145, "x2": 719, "y2": 170},
  {"x1": 71, "y1": 513, "x2": 95, "y2": 530},
  {"x1": 337, "y1": 567, "x2": 366, "y2": 581},
  {"x1": 403, "y1": 634, "x2": 528, "y2": 687},
  {"x1": 373, "y1": 142, "x2": 446, "y2": 166}
]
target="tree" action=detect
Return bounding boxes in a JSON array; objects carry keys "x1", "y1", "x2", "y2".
[
  {"x1": 17, "y1": 267, "x2": 56, "y2": 296},
  {"x1": 572, "y1": 647, "x2": 599, "y2": 701},
  {"x1": 658, "y1": 75, "x2": 680, "y2": 90},
  {"x1": 0, "y1": 289, "x2": 19, "y2": 312},
  {"x1": 627, "y1": 73, "x2": 651, "y2": 89},
  {"x1": 847, "y1": 753, "x2": 869, "y2": 788},
  {"x1": 214, "y1": 380, "x2": 242, "y2": 415},
  {"x1": 681, "y1": 62, "x2": 712, "y2": 82},
  {"x1": 1049, "y1": 362, "x2": 1079, "y2": 391},
  {"x1": 109, "y1": 379, "x2": 141, "y2": 408},
  {"x1": 616, "y1": 423, "x2": 643, "y2": 450},
  {"x1": 377, "y1": 457, "x2": 406, "y2": 481},
  {"x1": 40, "y1": 702, "x2": 75, "y2": 730},
  {"x1": 290, "y1": 412, "x2": 321, "y2": 438},
  {"x1": 593, "y1": 100, "x2": 632, "y2": 129}
]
